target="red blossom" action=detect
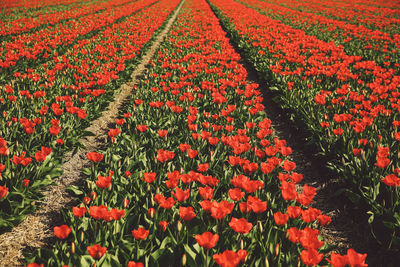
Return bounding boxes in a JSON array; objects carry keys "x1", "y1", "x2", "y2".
[
  {"x1": 131, "y1": 227, "x2": 149, "y2": 240},
  {"x1": 229, "y1": 217, "x2": 252, "y2": 234},
  {"x1": 87, "y1": 244, "x2": 107, "y2": 259},
  {"x1": 86, "y1": 152, "x2": 103, "y2": 162},
  {"x1": 195, "y1": 232, "x2": 219, "y2": 249},
  {"x1": 213, "y1": 250, "x2": 240, "y2": 267},
  {"x1": 179, "y1": 206, "x2": 196, "y2": 221},
  {"x1": 53, "y1": 225, "x2": 71, "y2": 239}
]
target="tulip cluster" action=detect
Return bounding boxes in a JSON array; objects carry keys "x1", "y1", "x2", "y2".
[
  {"x1": 209, "y1": 0, "x2": 400, "y2": 249},
  {"x1": 0, "y1": 0, "x2": 178, "y2": 232}
]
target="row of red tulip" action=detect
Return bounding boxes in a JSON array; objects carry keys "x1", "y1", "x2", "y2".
[
  {"x1": 239, "y1": 0, "x2": 400, "y2": 70},
  {"x1": 0, "y1": 0, "x2": 129, "y2": 37},
  {"x1": 0, "y1": 0, "x2": 179, "y2": 231},
  {"x1": 209, "y1": 0, "x2": 400, "y2": 249},
  {"x1": 263, "y1": 0, "x2": 400, "y2": 31},
  {"x1": 0, "y1": 0, "x2": 80, "y2": 10},
  {"x1": 0, "y1": 0, "x2": 150, "y2": 69}
]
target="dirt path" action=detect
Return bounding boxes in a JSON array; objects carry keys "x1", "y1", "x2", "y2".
[{"x1": 0, "y1": 2, "x2": 183, "y2": 266}]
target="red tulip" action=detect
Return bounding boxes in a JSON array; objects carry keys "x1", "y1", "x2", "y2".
[
  {"x1": 237, "y1": 249, "x2": 248, "y2": 262},
  {"x1": 156, "y1": 149, "x2": 175, "y2": 162},
  {"x1": 86, "y1": 152, "x2": 103, "y2": 162},
  {"x1": 132, "y1": 227, "x2": 149, "y2": 240},
  {"x1": 159, "y1": 221, "x2": 169, "y2": 232},
  {"x1": 382, "y1": 174, "x2": 400, "y2": 186},
  {"x1": 317, "y1": 214, "x2": 332, "y2": 226},
  {"x1": 327, "y1": 253, "x2": 348, "y2": 267},
  {"x1": 25, "y1": 264, "x2": 44, "y2": 267},
  {"x1": 54, "y1": 225, "x2": 71, "y2": 239},
  {"x1": 187, "y1": 149, "x2": 198, "y2": 158},
  {"x1": 96, "y1": 174, "x2": 112, "y2": 189},
  {"x1": 158, "y1": 129, "x2": 168, "y2": 138},
  {"x1": 72, "y1": 207, "x2": 87, "y2": 217},
  {"x1": 0, "y1": 186, "x2": 9, "y2": 199},
  {"x1": 300, "y1": 249, "x2": 323, "y2": 266},
  {"x1": 143, "y1": 172, "x2": 157, "y2": 183},
  {"x1": 299, "y1": 227, "x2": 324, "y2": 250},
  {"x1": 247, "y1": 195, "x2": 267, "y2": 213},
  {"x1": 22, "y1": 179, "x2": 30, "y2": 187},
  {"x1": 127, "y1": 261, "x2": 144, "y2": 267},
  {"x1": 229, "y1": 217, "x2": 252, "y2": 234},
  {"x1": 228, "y1": 188, "x2": 244, "y2": 201},
  {"x1": 197, "y1": 163, "x2": 209, "y2": 172},
  {"x1": 346, "y1": 249, "x2": 367, "y2": 267},
  {"x1": 213, "y1": 250, "x2": 240, "y2": 267},
  {"x1": 198, "y1": 186, "x2": 214, "y2": 200},
  {"x1": 274, "y1": 212, "x2": 289, "y2": 226},
  {"x1": 286, "y1": 206, "x2": 302, "y2": 219},
  {"x1": 110, "y1": 208, "x2": 125, "y2": 220},
  {"x1": 179, "y1": 206, "x2": 196, "y2": 221},
  {"x1": 137, "y1": 125, "x2": 148, "y2": 132},
  {"x1": 195, "y1": 232, "x2": 219, "y2": 249},
  {"x1": 87, "y1": 244, "x2": 107, "y2": 259},
  {"x1": 210, "y1": 200, "x2": 234, "y2": 220},
  {"x1": 172, "y1": 187, "x2": 190, "y2": 202}
]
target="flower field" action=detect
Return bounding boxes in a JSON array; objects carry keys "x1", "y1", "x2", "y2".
[
  {"x1": 208, "y1": 0, "x2": 400, "y2": 250},
  {"x1": 0, "y1": 0, "x2": 398, "y2": 265},
  {"x1": 0, "y1": 0, "x2": 178, "y2": 230}
]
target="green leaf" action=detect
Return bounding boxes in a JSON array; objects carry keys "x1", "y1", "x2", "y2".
[
  {"x1": 82, "y1": 130, "x2": 96, "y2": 137},
  {"x1": 66, "y1": 186, "x2": 84, "y2": 197},
  {"x1": 344, "y1": 189, "x2": 362, "y2": 205},
  {"x1": 82, "y1": 167, "x2": 92, "y2": 176},
  {"x1": 367, "y1": 211, "x2": 374, "y2": 224},
  {"x1": 183, "y1": 244, "x2": 197, "y2": 263},
  {"x1": 98, "y1": 253, "x2": 120, "y2": 267},
  {"x1": 80, "y1": 255, "x2": 94, "y2": 267}
]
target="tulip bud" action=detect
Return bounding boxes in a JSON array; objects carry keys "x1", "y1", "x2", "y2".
[
  {"x1": 258, "y1": 221, "x2": 263, "y2": 233},
  {"x1": 240, "y1": 239, "x2": 244, "y2": 250},
  {"x1": 84, "y1": 196, "x2": 90, "y2": 205},
  {"x1": 107, "y1": 184, "x2": 112, "y2": 191},
  {"x1": 91, "y1": 191, "x2": 97, "y2": 201},
  {"x1": 123, "y1": 198, "x2": 129, "y2": 209},
  {"x1": 361, "y1": 150, "x2": 366, "y2": 161},
  {"x1": 148, "y1": 208, "x2": 155, "y2": 219},
  {"x1": 80, "y1": 231, "x2": 84, "y2": 242},
  {"x1": 181, "y1": 253, "x2": 187, "y2": 266},
  {"x1": 177, "y1": 220, "x2": 183, "y2": 232},
  {"x1": 265, "y1": 256, "x2": 269, "y2": 267},
  {"x1": 269, "y1": 243, "x2": 274, "y2": 254},
  {"x1": 71, "y1": 242, "x2": 75, "y2": 254},
  {"x1": 274, "y1": 243, "x2": 280, "y2": 257}
]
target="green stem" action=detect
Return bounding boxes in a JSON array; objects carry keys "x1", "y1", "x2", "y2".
[{"x1": 205, "y1": 249, "x2": 208, "y2": 267}]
